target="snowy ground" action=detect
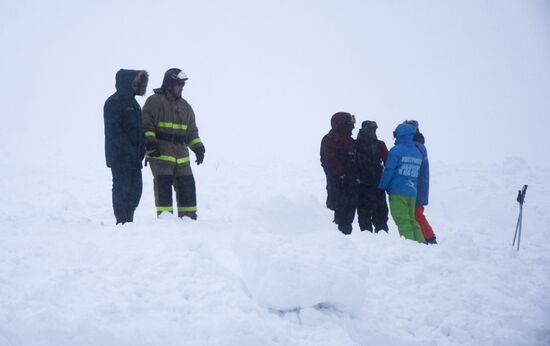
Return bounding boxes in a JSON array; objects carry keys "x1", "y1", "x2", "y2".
[
  {"x1": 1, "y1": 152, "x2": 549, "y2": 346},
  {"x1": 1, "y1": 0, "x2": 549, "y2": 344}
]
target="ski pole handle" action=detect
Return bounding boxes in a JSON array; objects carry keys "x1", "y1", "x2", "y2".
[{"x1": 517, "y1": 185, "x2": 528, "y2": 205}]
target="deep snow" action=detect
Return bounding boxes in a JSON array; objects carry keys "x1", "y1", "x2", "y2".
[
  {"x1": 1, "y1": 0, "x2": 549, "y2": 344},
  {"x1": 0, "y1": 151, "x2": 549, "y2": 345}
]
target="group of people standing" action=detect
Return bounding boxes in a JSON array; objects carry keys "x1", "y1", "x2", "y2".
[
  {"x1": 103, "y1": 68, "x2": 436, "y2": 245},
  {"x1": 320, "y1": 112, "x2": 437, "y2": 244},
  {"x1": 104, "y1": 68, "x2": 205, "y2": 225}
]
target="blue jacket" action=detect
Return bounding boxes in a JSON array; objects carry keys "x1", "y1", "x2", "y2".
[
  {"x1": 415, "y1": 141, "x2": 429, "y2": 206},
  {"x1": 104, "y1": 69, "x2": 146, "y2": 169},
  {"x1": 378, "y1": 124, "x2": 423, "y2": 197}
]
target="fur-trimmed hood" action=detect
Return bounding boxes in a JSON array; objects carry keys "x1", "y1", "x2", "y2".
[{"x1": 115, "y1": 69, "x2": 148, "y2": 96}]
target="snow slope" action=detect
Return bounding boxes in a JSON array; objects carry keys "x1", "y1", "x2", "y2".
[
  {"x1": 0, "y1": 152, "x2": 549, "y2": 346},
  {"x1": 1, "y1": 0, "x2": 549, "y2": 344}
]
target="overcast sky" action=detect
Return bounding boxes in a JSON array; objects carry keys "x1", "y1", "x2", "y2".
[{"x1": 1, "y1": 0, "x2": 549, "y2": 167}]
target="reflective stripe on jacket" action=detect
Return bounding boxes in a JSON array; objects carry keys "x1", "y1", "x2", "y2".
[{"x1": 142, "y1": 91, "x2": 204, "y2": 165}]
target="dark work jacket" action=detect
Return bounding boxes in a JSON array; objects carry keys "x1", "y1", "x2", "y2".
[
  {"x1": 356, "y1": 129, "x2": 388, "y2": 187},
  {"x1": 104, "y1": 69, "x2": 146, "y2": 169},
  {"x1": 320, "y1": 113, "x2": 356, "y2": 178},
  {"x1": 320, "y1": 112, "x2": 358, "y2": 210}
]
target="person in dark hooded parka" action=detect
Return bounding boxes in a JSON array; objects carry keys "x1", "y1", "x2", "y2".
[
  {"x1": 104, "y1": 69, "x2": 148, "y2": 224},
  {"x1": 320, "y1": 112, "x2": 358, "y2": 234},
  {"x1": 355, "y1": 120, "x2": 389, "y2": 233}
]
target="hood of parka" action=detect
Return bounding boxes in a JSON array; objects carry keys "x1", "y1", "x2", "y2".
[
  {"x1": 394, "y1": 123, "x2": 417, "y2": 145},
  {"x1": 330, "y1": 112, "x2": 355, "y2": 137},
  {"x1": 115, "y1": 69, "x2": 148, "y2": 96}
]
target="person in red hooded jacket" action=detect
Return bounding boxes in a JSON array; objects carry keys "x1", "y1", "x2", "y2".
[{"x1": 320, "y1": 112, "x2": 358, "y2": 234}]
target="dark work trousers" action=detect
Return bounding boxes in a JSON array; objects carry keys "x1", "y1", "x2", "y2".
[
  {"x1": 149, "y1": 160, "x2": 197, "y2": 217},
  {"x1": 334, "y1": 207, "x2": 356, "y2": 235},
  {"x1": 326, "y1": 175, "x2": 358, "y2": 235},
  {"x1": 111, "y1": 167, "x2": 143, "y2": 223},
  {"x1": 357, "y1": 185, "x2": 389, "y2": 232}
]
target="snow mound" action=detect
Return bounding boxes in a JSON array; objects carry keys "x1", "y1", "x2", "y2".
[{"x1": 236, "y1": 230, "x2": 366, "y2": 315}]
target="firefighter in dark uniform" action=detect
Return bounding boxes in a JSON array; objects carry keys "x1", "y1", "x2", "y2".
[{"x1": 142, "y1": 68, "x2": 205, "y2": 219}]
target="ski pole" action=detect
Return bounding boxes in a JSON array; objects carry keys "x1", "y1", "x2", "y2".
[{"x1": 512, "y1": 185, "x2": 528, "y2": 251}]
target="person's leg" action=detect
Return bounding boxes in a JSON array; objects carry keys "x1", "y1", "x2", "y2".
[
  {"x1": 389, "y1": 194, "x2": 423, "y2": 242},
  {"x1": 174, "y1": 174, "x2": 197, "y2": 219},
  {"x1": 357, "y1": 186, "x2": 373, "y2": 232},
  {"x1": 335, "y1": 206, "x2": 355, "y2": 235},
  {"x1": 150, "y1": 161, "x2": 175, "y2": 216},
  {"x1": 126, "y1": 169, "x2": 143, "y2": 222},
  {"x1": 373, "y1": 188, "x2": 389, "y2": 232},
  {"x1": 174, "y1": 162, "x2": 197, "y2": 219},
  {"x1": 415, "y1": 205, "x2": 436, "y2": 243},
  {"x1": 407, "y1": 198, "x2": 426, "y2": 243},
  {"x1": 111, "y1": 168, "x2": 130, "y2": 224}
]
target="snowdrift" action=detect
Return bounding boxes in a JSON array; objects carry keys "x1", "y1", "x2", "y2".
[{"x1": 0, "y1": 154, "x2": 549, "y2": 345}]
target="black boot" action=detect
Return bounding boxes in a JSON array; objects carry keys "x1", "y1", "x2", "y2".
[
  {"x1": 179, "y1": 211, "x2": 197, "y2": 220},
  {"x1": 426, "y1": 236, "x2": 438, "y2": 245},
  {"x1": 114, "y1": 209, "x2": 127, "y2": 225},
  {"x1": 375, "y1": 226, "x2": 389, "y2": 233},
  {"x1": 338, "y1": 224, "x2": 352, "y2": 235}
]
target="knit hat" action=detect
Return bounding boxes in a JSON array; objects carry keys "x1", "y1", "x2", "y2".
[
  {"x1": 403, "y1": 120, "x2": 419, "y2": 130},
  {"x1": 362, "y1": 120, "x2": 378, "y2": 129}
]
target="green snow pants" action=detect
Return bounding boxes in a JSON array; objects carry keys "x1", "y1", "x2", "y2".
[{"x1": 388, "y1": 194, "x2": 426, "y2": 244}]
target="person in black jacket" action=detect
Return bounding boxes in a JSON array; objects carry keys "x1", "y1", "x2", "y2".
[
  {"x1": 355, "y1": 121, "x2": 389, "y2": 233},
  {"x1": 104, "y1": 69, "x2": 148, "y2": 224}
]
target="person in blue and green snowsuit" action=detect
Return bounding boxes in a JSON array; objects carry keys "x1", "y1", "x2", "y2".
[{"x1": 378, "y1": 123, "x2": 425, "y2": 243}]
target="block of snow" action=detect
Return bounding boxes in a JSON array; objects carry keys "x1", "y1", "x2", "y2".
[{"x1": 236, "y1": 230, "x2": 366, "y2": 315}]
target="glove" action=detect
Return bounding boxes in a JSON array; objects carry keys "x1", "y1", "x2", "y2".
[
  {"x1": 194, "y1": 146, "x2": 205, "y2": 165},
  {"x1": 146, "y1": 141, "x2": 161, "y2": 158}
]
